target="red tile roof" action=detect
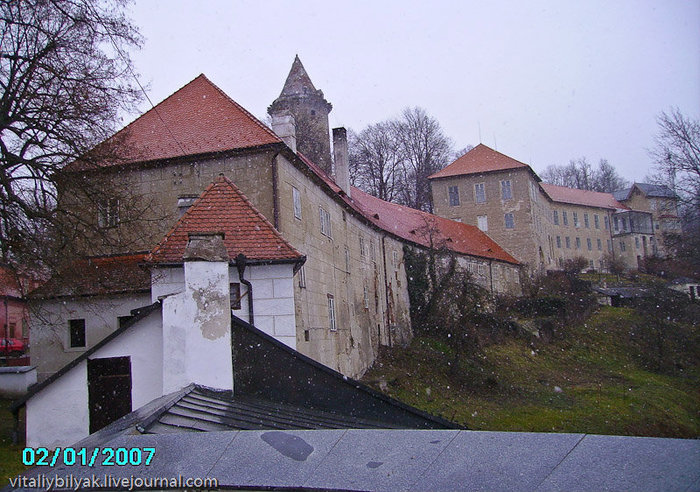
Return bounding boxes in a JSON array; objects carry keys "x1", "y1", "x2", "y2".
[
  {"x1": 540, "y1": 183, "x2": 627, "y2": 210},
  {"x1": 351, "y1": 188, "x2": 519, "y2": 264},
  {"x1": 429, "y1": 144, "x2": 531, "y2": 179},
  {"x1": 148, "y1": 175, "x2": 302, "y2": 264},
  {"x1": 67, "y1": 74, "x2": 281, "y2": 171},
  {"x1": 30, "y1": 254, "x2": 150, "y2": 298}
]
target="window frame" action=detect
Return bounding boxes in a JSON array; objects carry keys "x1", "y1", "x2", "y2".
[
  {"x1": 292, "y1": 186, "x2": 302, "y2": 220},
  {"x1": 477, "y1": 215, "x2": 488, "y2": 232},
  {"x1": 327, "y1": 294, "x2": 337, "y2": 331},
  {"x1": 448, "y1": 185, "x2": 460, "y2": 206},
  {"x1": 474, "y1": 183, "x2": 486, "y2": 204},
  {"x1": 504, "y1": 212, "x2": 515, "y2": 229},
  {"x1": 501, "y1": 180, "x2": 513, "y2": 201},
  {"x1": 98, "y1": 197, "x2": 119, "y2": 229},
  {"x1": 69, "y1": 319, "x2": 86, "y2": 349}
]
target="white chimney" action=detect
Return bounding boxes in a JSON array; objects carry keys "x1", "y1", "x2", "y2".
[
  {"x1": 333, "y1": 127, "x2": 351, "y2": 197},
  {"x1": 271, "y1": 113, "x2": 297, "y2": 153},
  {"x1": 162, "y1": 233, "x2": 233, "y2": 393}
]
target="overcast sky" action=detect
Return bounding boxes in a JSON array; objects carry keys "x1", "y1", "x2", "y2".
[{"x1": 127, "y1": 0, "x2": 699, "y2": 182}]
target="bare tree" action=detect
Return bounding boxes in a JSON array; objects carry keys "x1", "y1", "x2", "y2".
[
  {"x1": 541, "y1": 157, "x2": 628, "y2": 192},
  {"x1": 649, "y1": 109, "x2": 700, "y2": 274},
  {"x1": 0, "y1": 0, "x2": 143, "y2": 271},
  {"x1": 348, "y1": 124, "x2": 404, "y2": 202},
  {"x1": 650, "y1": 109, "x2": 700, "y2": 210},
  {"x1": 396, "y1": 107, "x2": 452, "y2": 212},
  {"x1": 592, "y1": 159, "x2": 629, "y2": 192},
  {"x1": 350, "y1": 107, "x2": 452, "y2": 212}
]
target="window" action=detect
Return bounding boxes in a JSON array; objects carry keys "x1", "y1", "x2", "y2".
[
  {"x1": 477, "y1": 215, "x2": 488, "y2": 232},
  {"x1": 556, "y1": 236, "x2": 562, "y2": 248},
  {"x1": 370, "y1": 240, "x2": 376, "y2": 261},
  {"x1": 562, "y1": 211, "x2": 569, "y2": 226},
  {"x1": 584, "y1": 213, "x2": 590, "y2": 228},
  {"x1": 448, "y1": 185, "x2": 460, "y2": 206},
  {"x1": 501, "y1": 180, "x2": 512, "y2": 200},
  {"x1": 230, "y1": 283, "x2": 242, "y2": 309},
  {"x1": 363, "y1": 282, "x2": 369, "y2": 309},
  {"x1": 292, "y1": 187, "x2": 302, "y2": 219},
  {"x1": 392, "y1": 250, "x2": 399, "y2": 269},
  {"x1": 327, "y1": 294, "x2": 337, "y2": 331},
  {"x1": 607, "y1": 239, "x2": 612, "y2": 252},
  {"x1": 529, "y1": 181, "x2": 538, "y2": 201},
  {"x1": 597, "y1": 238, "x2": 602, "y2": 251},
  {"x1": 319, "y1": 207, "x2": 331, "y2": 237},
  {"x1": 504, "y1": 213, "x2": 515, "y2": 229},
  {"x1": 621, "y1": 218, "x2": 627, "y2": 230},
  {"x1": 474, "y1": 183, "x2": 486, "y2": 203},
  {"x1": 614, "y1": 216, "x2": 619, "y2": 231},
  {"x1": 604, "y1": 216, "x2": 610, "y2": 230},
  {"x1": 69, "y1": 319, "x2": 86, "y2": 348},
  {"x1": 478, "y1": 263, "x2": 486, "y2": 275},
  {"x1": 573, "y1": 212, "x2": 579, "y2": 228},
  {"x1": 98, "y1": 198, "x2": 119, "y2": 228},
  {"x1": 589, "y1": 260, "x2": 594, "y2": 269},
  {"x1": 553, "y1": 210, "x2": 559, "y2": 225},
  {"x1": 298, "y1": 266, "x2": 307, "y2": 288},
  {"x1": 576, "y1": 237, "x2": 581, "y2": 249},
  {"x1": 359, "y1": 236, "x2": 366, "y2": 257},
  {"x1": 587, "y1": 238, "x2": 592, "y2": 251},
  {"x1": 594, "y1": 214, "x2": 600, "y2": 229},
  {"x1": 620, "y1": 241, "x2": 626, "y2": 252},
  {"x1": 565, "y1": 237, "x2": 571, "y2": 249},
  {"x1": 635, "y1": 237, "x2": 640, "y2": 249},
  {"x1": 345, "y1": 248, "x2": 350, "y2": 272}
]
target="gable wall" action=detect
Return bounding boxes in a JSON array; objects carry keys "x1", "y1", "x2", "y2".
[
  {"x1": 29, "y1": 293, "x2": 152, "y2": 382},
  {"x1": 61, "y1": 150, "x2": 277, "y2": 255}
]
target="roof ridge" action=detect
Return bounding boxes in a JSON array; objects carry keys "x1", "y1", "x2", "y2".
[
  {"x1": 107, "y1": 73, "x2": 212, "y2": 152},
  {"x1": 199, "y1": 74, "x2": 281, "y2": 144}
]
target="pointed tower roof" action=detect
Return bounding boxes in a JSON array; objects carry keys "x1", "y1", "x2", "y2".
[
  {"x1": 148, "y1": 175, "x2": 303, "y2": 264},
  {"x1": 67, "y1": 74, "x2": 281, "y2": 171},
  {"x1": 278, "y1": 55, "x2": 318, "y2": 97}
]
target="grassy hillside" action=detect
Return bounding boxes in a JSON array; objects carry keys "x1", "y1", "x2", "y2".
[{"x1": 362, "y1": 305, "x2": 699, "y2": 438}]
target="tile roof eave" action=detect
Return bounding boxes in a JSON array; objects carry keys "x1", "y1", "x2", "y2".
[
  {"x1": 429, "y1": 165, "x2": 542, "y2": 182},
  {"x1": 146, "y1": 256, "x2": 307, "y2": 272}
]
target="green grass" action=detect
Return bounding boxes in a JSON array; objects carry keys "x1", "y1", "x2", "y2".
[
  {"x1": 363, "y1": 306, "x2": 699, "y2": 438},
  {"x1": 0, "y1": 399, "x2": 27, "y2": 485}
]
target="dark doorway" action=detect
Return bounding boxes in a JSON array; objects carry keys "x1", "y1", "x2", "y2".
[{"x1": 87, "y1": 356, "x2": 132, "y2": 433}]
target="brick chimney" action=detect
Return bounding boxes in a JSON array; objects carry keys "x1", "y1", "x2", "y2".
[
  {"x1": 161, "y1": 233, "x2": 233, "y2": 393},
  {"x1": 333, "y1": 127, "x2": 351, "y2": 197}
]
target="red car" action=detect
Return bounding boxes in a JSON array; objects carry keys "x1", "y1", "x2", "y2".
[{"x1": 0, "y1": 338, "x2": 25, "y2": 356}]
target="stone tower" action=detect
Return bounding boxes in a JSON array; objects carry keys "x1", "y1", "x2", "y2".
[{"x1": 268, "y1": 55, "x2": 333, "y2": 174}]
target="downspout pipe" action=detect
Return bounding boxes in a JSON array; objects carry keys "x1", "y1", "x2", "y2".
[{"x1": 236, "y1": 253, "x2": 254, "y2": 326}]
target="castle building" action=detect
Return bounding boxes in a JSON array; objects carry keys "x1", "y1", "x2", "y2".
[
  {"x1": 430, "y1": 145, "x2": 674, "y2": 272},
  {"x1": 30, "y1": 59, "x2": 520, "y2": 381}
]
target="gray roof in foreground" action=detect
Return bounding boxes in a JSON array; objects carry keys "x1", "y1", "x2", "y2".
[{"x1": 8, "y1": 429, "x2": 699, "y2": 491}]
